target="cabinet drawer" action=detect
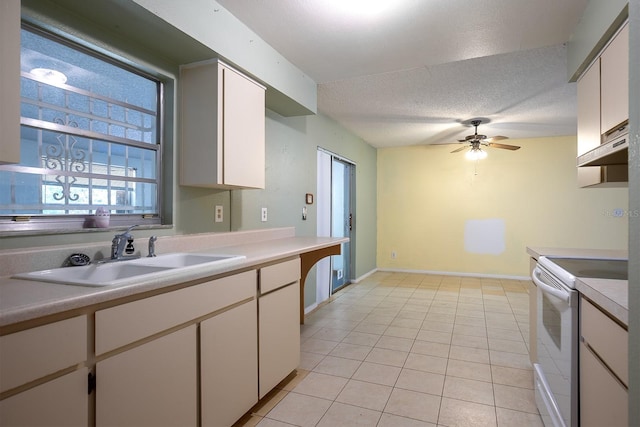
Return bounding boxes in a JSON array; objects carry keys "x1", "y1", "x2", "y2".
[
  {"x1": 0, "y1": 368, "x2": 88, "y2": 426},
  {"x1": 96, "y1": 270, "x2": 256, "y2": 355},
  {"x1": 580, "y1": 298, "x2": 628, "y2": 386},
  {"x1": 0, "y1": 315, "x2": 86, "y2": 393},
  {"x1": 260, "y1": 258, "x2": 300, "y2": 294}
]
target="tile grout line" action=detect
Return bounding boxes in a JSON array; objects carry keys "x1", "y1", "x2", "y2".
[{"x1": 259, "y1": 273, "x2": 540, "y2": 427}]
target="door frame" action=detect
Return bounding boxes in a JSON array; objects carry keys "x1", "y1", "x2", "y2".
[{"x1": 316, "y1": 147, "x2": 356, "y2": 301}]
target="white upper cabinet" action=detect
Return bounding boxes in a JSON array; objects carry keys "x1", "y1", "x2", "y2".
[
  {"x1": 576, "y1": 21, "x2": 628, "y2": 187},
  {"x1": 577, "y1": 60, "x2": 603, "y2": 188},
  {"x1": 600, "y1": 23, "x2": 629, "y2": 134},
  {"x1": 0, "y1": 0, "x2": 21, "y2": 164},
  {"x1": 180, "y1": 60, "x2": 266, "y2": 189}
]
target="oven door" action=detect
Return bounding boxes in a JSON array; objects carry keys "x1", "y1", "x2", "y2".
[{"x1": 532, "y1": 265, "x2": 578, "y2": 427}]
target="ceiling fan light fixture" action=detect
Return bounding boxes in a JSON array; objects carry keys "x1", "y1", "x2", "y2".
[{"x1": 465, "y1": 147, "x2": 487, "y2": 161}]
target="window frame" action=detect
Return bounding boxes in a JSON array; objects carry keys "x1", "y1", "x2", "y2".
[{"x1": 0, "y1": 23, "x2": 166, "y2": 234}]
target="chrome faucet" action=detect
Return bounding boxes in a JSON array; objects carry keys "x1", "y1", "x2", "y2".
[
  {"x1": 148, "y1": 236, "x2": 157, "y2": 257},
  {"x1": 111, "y1": 225, "x2": 139, "y2": 260}
]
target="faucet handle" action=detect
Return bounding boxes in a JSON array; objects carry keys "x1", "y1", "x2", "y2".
[{"x1": 148, "y1": 236, "x2": 157, "y2": 257}]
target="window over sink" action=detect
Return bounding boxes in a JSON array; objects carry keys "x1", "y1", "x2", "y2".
[{"x1": 0, "y1": 24, "x2": 163, "y2": 232}]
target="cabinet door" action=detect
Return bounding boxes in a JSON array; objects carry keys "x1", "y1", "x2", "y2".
[
  {"x1": 96, "y1": 325, "x2": 197, "y2": 427},
  {"x1": 576, "y1": 59, "x2": 602, "y2": 187},
  {"x1": 201, "y1": 298, "x2": 258, "y2": 427},
  {"x1": 580, "y1": 341, "x2": 628, "y2": 427},
  {"x1": 259, "y1": 281, "x2": 300, "y2": 398},
  {"x1": 180, "y1": 60, "x2": 265, "y2": 189},
  {"x1": 223, "y1": 66, "x2": 266, "y2": 189},
  {"x1": 0, "y1": 368, "x2": 88, "y2": 426},
  {"x1": 600, "y1": 23, "x2": 628, "y2": 134}
]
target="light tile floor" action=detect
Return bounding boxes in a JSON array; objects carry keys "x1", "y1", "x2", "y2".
[{"x1": 235, "y1": 271, "x2": 543, "y2": 427}]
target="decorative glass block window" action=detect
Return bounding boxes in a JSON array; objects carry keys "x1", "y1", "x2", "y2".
[{"x1": 0, "y1": 25, "x2": 162, "y2": 231}]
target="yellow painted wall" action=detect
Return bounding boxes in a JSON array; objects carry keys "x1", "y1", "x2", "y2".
[{"x1": 377, "y1": 136, "x2": 629, "y2": 277}]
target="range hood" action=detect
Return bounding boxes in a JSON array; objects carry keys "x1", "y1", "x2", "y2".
[{"x1": 578, "y1": 123, "x2": 629, "y2": 167}]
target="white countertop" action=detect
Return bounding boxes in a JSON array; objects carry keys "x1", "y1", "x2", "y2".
[
  {"x1": 0, "y1": 231, "x2": 347, "y2": 328},
  {"x1": 527, "y1": 246, "x2": 629, "y2": 326}
]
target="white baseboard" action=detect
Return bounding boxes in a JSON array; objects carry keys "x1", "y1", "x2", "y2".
[
  {"x1": 376, "y1": 267, "x2": 530, "y2": 281},
  {"x1": 351, "y1": 268, "x2": 378, "y2": 283},
  {"x1": 304, "y1": 302, "x2": 318, "y2": 315}
]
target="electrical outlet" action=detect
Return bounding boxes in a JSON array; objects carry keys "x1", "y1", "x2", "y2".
[
  {"x1": 214, "y1": 205, "x2": 223, "y2": 223},
  {"x1": 261, "y1": 207, "x2": 268, "y2": 222}
]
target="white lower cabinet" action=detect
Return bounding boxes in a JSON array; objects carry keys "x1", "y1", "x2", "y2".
[
  {"x1": 0, "y1": 368, "x2": 88, "y2": 426},
  {"x1": 580, "y1": 341, "x2": 627, "y2": 427},
  {"x1": 96, "y1": 325, "x2": 198, "y2": 427},
  {"x1": 579, "y1": 297, "x2": 628, "y2": 427},
  {"x1": 94, "y1": 270, "x2": 257, "y2": 427},
  {"x1": 258, "y1": 259, "x2": 301, "y2": 398},
  {"x1": 1, "y1": 258, "x2": 303, "y2": 427},
  {"x1": 201, "y1": 298, "x2": 258, "y2": 426},
  {"x1": 0, "y1": 315, "x2": 88, "y2": 426}
]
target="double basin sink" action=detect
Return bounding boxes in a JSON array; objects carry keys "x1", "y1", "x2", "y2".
[{"x1": 13, "y1": 253, "x2": 246, "y2": 287}]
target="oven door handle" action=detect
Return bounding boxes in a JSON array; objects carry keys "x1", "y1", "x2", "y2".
[{"x1": 532, "y1": 266, "x2": 571, "y2": 304}]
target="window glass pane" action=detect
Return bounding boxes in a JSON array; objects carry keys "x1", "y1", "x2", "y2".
[
  {"x1": 0, "y1": 26, "x2": 162, "y2": 227},
  {"x1": 20, "y1": 29, "x2": 157, "y2": 112}
]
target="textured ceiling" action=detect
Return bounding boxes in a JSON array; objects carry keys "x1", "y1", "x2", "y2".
[{"x1": 217, "y1": 0, "x2": 589, "y2": 148}]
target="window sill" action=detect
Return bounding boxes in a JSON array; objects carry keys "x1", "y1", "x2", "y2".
[{"x1": 0, "y1": 223, "x2": 173, "y2": 238}]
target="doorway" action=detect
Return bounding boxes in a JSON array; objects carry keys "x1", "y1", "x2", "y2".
[{"x1": 316, "y1": 149, "x2": 355, "y2": 301}]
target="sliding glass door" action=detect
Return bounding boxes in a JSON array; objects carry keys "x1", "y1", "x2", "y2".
[{"x1": 316, "y1": 148, "x2": 355, "y2": 299}]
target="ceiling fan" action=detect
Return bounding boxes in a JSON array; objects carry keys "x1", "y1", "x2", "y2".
[{"x1": 449, "y1": 119, "x2": 520, "y2": 159}]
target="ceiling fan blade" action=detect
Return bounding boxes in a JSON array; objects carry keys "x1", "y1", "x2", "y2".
[
  {"x1": 487, "y1": 142, "x2": 520, "y2": 150},
  {"x1": 486, "y1": 135, "x2": 508, "y2": 142},
  {"x1": 437, "y1": 140, "x2": 470, "y2": 146},
  {"x1": 450, "y1": 145, "x2": 469, "y2": 153}
]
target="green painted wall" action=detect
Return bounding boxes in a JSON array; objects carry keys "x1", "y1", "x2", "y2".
[
  {"x1": 230, "y1": 111, "x2": 377, "y2": 307},
  {"x1": 4, "y1": 0, "x2": 378, "y2": 313}
]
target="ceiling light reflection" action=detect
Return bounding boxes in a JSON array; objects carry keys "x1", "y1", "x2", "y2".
[
  {"x1": 325, "y1": 0, "x2": 398, "y2": 17},
  {"x1": 30, "y1": 68, "x2": 68, "y2": 85}
]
